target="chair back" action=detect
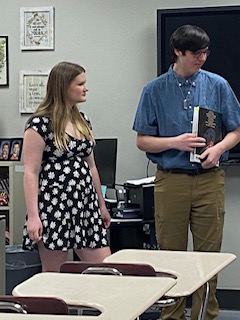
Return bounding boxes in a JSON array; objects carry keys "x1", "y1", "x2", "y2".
[
  {"x1": 0, "y1": 301, "x2": 27, "y2": 313},
  {"x1": 59, "y1": 261, "x2": 178, "y2": 312},
  {"x1": 0, "y1": 296, "x2": 69, "y2": 314},
  {"x1": 60, "y1": 261, "x2": 156, "y2": 277}
]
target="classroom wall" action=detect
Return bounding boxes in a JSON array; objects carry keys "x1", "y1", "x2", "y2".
[{"x1": 0, "y1": 0, "x2": 240, "y2": 289}]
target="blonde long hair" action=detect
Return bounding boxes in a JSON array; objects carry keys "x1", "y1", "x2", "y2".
[{"x1": 30, "y1": 61, "x2": 94, "y2": 150}]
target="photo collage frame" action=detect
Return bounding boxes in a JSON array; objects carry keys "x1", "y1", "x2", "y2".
[{"x1": 0, "y1": 138, "x2": 23, "y2": 161}]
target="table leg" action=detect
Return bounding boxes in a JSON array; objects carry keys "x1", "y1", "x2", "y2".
[{"x1": 198, "y1": 282, "x2": 210, "y2": 320}]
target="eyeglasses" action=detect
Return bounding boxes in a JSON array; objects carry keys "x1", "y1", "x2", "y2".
[{"x1": 191, "y1": 48, "x2": 210, "y2": 58}]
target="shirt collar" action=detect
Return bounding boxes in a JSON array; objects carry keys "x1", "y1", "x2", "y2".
[{"x1": 168, "y1": 65, "x2": 200, "y2": 86}]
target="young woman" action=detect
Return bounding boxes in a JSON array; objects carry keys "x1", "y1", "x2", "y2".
[{"x1": 22, "y1": 61, "x2": 111, "y2": 272}]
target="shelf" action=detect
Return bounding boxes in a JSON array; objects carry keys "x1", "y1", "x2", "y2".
[
  {"x1": 0, "y1": 162, "x2": 26, "y2": 244},
  {"x1": 0, "y1": 206, "x2": 9, "y2": 211}
]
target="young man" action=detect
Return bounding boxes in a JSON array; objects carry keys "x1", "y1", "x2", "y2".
[
  {"x1": 133, "y1": 25, "x2": 240, "y2": 320},
  {"x1": 10, "y1": 141, "x2": 21, "y2": 160}
]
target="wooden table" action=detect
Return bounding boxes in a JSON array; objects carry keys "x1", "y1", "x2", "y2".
[{"x1": 12, "y1": 272, "x2": 176, "y2": 320}]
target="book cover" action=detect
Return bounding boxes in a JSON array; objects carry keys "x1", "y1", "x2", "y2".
[{"x1": 190, "y1": 107, "x2": 222, "y2": 163}]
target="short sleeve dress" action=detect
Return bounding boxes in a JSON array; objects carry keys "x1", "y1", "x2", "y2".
[{"x1": 22, "y1": 113, "x2": 109, "y2": 251}]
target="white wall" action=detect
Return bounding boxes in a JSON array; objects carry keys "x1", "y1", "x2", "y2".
[
  {"x1": 0, "y1": 0, "x2": 240, "y2": 288},
  {"x1": 219, "y1": 166, "x2": 240, "y2": 289}
]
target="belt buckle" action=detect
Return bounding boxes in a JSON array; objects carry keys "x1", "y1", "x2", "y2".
[
  {"x1": 195, "y1": 169, "x2": 201, "y2": 175},
  {"x1": 187, "y1": 169, "x2": 201, "y2": 175},
  {"x1": 189, "y1": 170, "x2": 198, "y2": 176}
]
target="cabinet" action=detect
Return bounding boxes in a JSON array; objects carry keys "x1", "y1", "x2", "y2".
[
  {"x1": 109, "y1": 219, "x2": 157, "y2": 253},
  {"x1": 0, "y1": 162, "x2": 26, "y2": 244}
]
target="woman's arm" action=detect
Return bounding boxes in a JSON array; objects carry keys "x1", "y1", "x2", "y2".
[
  {"x1": 23, "y1": 128, "x2": 45, "y2": 242},
  {"x1": 86, "y1": 151, "x2": 111, "y2": 228}
]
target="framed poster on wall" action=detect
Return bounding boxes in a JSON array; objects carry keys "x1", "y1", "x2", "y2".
[
  {"x1": 20, "y1": 6, "x2": 54, "y2": 50},
  {"x1": 0, "y1": 36, "x2": 9, "y2": 87},
  {"x1": 19, "y1": 70, "x2": 49, "y2": 113}
]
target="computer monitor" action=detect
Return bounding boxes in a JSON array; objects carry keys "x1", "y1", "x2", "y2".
[
  {"x1": 157, "y1": 6, "x2": 240, "y2": 161},
  {"x1": 94, "y1": 138, "x2": 117, "y2": 188}
]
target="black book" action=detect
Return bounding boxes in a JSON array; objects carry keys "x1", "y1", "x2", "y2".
[{"x1": 190, "y1": 107, "x2": 222, "y2": 163}]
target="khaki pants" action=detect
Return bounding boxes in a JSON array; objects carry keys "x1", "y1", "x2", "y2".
[{"x1": 154, "y1": 169, "x2": 225, "y2": 320}]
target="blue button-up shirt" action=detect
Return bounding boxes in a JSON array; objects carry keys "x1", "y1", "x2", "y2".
[{"x1": 133, "y1": 66, "x2": 240, "y2": 169}]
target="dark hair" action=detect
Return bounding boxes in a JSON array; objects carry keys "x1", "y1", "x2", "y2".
[{"x1": 170, "y1": 25, "x2": 210, "y2": 62}]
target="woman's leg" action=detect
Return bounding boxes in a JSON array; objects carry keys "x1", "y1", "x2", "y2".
[
  {"x1": 74, "y1": 246, "x2": 111, "y2": 262},
  {"x1": 37, "y1": 240, "x2": 68, "y2": 272}
]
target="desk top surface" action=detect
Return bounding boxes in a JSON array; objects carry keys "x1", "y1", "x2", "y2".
[
  {"x1": 0, "y1": 315, "x2": 108, "y2": 320},
  {"x1": 104, "y1": 249, "x2": 236, "y2": 297},
  {"x1": 13, "y1": 272, "x2": 175, "y2": 320}
]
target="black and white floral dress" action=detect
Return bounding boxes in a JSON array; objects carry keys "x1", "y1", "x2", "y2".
[{"x1": 22, "y1": 113, "x2": 109, "y2": 251}]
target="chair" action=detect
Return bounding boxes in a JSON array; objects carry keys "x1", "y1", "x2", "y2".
[
  {"x1": 0, "y1": 296, "x2": 69, "y2": 314},
  {"x1": 60, "y1": 261, "x2": 178, "y2": 318},
  {"x1": 60, "y1": 261, "x2": 157, "y2": 276},
  {"x1": 0, "y1": 301, "x2": 27, "y2": 314},
  {"x1": 60, "y1": 261, "x2": 159, "y2": 316}
]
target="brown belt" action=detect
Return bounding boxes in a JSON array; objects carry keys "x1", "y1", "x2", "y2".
[{"x1": 157, "y1": 164, "x2": 218, "y2": 176}]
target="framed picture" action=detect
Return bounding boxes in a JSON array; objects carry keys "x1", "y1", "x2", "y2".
[
  {"x1": 9, "y1": 138, "x2": 23, "y2": 161},
  {"x1": 0, "y1": 138, "x2": 23, "y2": 161},
  {"x1": 20, "y1": 6, "x2": 54, "y2": 50},
  {"x1": 0, "y1": 36, "x2": 9, "y2": 87},
  {"x1": 19, "y1": 70, "x2": 49, "y2": 113},
  {"x1": 0, "y1": 139, "x2": 11, "y2": 160}
]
